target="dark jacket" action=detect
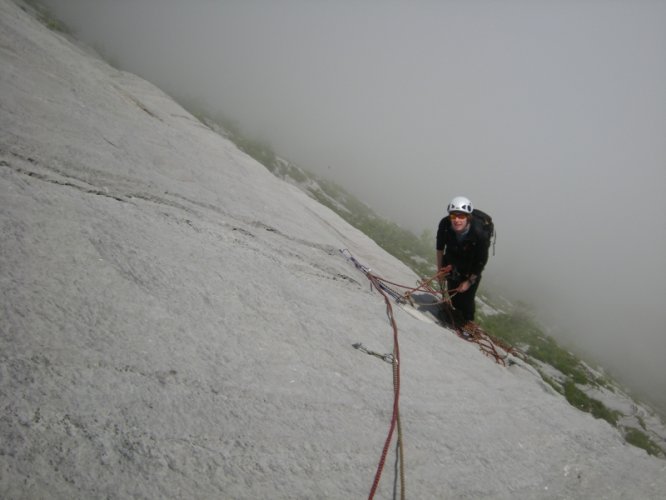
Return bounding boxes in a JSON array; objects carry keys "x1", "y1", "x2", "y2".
[{"x1": 436, "y1": 216, "x2": 489, "y2": 280}]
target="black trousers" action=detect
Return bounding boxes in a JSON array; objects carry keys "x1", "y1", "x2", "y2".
[{"x1": 446, "y1": 277, "x2": 481, "y2": 322}]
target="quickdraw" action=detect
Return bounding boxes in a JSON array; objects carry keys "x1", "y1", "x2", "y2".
[{"x1": 352, "y1": 342, "x2": 395, "y2": 364}]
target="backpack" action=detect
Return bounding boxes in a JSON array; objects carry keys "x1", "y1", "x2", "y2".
[{"x1": 471, "y1": 208, "x2": 496, "y2": 254}]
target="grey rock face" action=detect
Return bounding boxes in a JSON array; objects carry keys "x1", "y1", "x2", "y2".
[{"x1": 1, "y1": 1, "x2": 664, "y2": 498}]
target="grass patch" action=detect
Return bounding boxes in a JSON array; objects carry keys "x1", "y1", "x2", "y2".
[
  {"x1": 540, "y1": 373, "x2": 564, "y2": 394},
  {"x1": 637, "y1": 415, "x2": 647, "y2": 431},
  {"x1": 478, "y1": 311, "x2": 589, "y2": 384},
  {"x1": 624, "y1": 427, "x2": 663, "y2": 457},
  {"x1": 479, "y1": 310, "x2": 625, "y2": 429},
  {"x1": 594, "y1": 376, "x2": 616, "y2": 391},
  {"x1": 563, "y1": 381, "x2": 621, "y2": 426}
]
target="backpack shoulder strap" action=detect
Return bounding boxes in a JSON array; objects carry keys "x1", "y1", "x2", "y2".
[{"x1": 471, "y1": 209, "x2": 495, "y2": 252}]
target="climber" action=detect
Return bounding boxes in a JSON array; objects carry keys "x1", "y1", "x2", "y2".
[{"x1": 435, "y1": 196, "x2": 491, "y2": 323}]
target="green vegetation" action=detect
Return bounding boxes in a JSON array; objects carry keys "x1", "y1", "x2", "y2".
[
  {"x1": 594, "y1": 376, "x2": 616, "y2": 392},
  {"x1": 637, "y1": 415, "x2": 647, "y2": 431},
  {"x1": 624, "y1": 427, "x2": 664, "y2": 457},
  {"x1": 563, "y1": 381, "x2": 621, "y2": 426},
  {"x1": 478, "y1": 310, "x2": 588, "y2": 384},
  {"x1": 475, "y1": 308, "x2": 656, "y2": 444},
  {"x1": 540, "y1": 374, "x2": 563, "y2": 394}
]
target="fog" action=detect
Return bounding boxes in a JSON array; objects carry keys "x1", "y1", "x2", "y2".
[{"x1": 37, "y1": 1, "x2": 665, "y2": 412}]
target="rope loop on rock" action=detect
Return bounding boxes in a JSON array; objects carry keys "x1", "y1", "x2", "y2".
[{"x1": 340, "y1": 249, "x2": 525, "y2": 499}]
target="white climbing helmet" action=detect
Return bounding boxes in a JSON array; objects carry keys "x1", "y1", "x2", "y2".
[{"x1": 447, "y1": 196, "x2": 473, "y2": 214}]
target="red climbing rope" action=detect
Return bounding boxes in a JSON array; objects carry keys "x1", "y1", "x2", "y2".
[
  {"x1": 367, "y1": 265, "x2": 525, "y2": 365},
  {"x1": 366, "y1": 272, "x2": 404, "y2": 500},
  {"x1": 340, "y1": 249, "x2": 524, "y2": 499},
  {"x1": 340, "y1": 250, "x2": 405, "y2": 500}
]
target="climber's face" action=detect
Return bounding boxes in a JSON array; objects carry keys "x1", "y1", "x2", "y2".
[{"x1": 450, "y1": 212, "x2": 470, "y2": 233}]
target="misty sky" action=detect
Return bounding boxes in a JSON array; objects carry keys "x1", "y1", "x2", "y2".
[{"x1": 38, "y1": 0, "x2": 665, "y2": 410}]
